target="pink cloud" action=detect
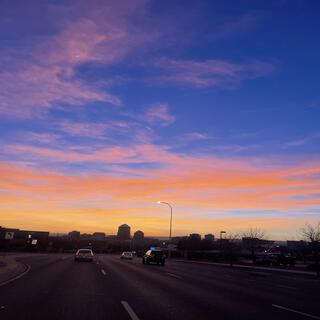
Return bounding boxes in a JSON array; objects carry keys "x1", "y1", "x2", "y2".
[
  {"x1": 0, "y1": 1, "x2": 156, "y2": 118},
  {"x1": 0, "y1": 64, "x2": 120, "y2": 118},
  {"x1": 152, "y1": 58, "x2": 274, "y2": 88},
  {"x1": 58, "y1": 120, "x2": 129, "y2": 137},
  {"x1": 23, "y1": 132, "x2": 61, "y2": 145},
  {"x1": 143, "y1": 103, "x2": 176, "y2": 125}
]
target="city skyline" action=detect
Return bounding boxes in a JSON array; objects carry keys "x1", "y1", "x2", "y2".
[
  {"x1": 0, "y1": 222, "x2": 304, "y2": 242},
  {"x1": 0, "y1": 1, "x2": 320, "y2": 240}
]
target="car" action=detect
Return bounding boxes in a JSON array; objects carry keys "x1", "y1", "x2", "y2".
[
  {"x1": 74, "y1": 249, "x2": 94, "y2": 262},
  {"x1": 142, "y1": 249, "x2": 166, "y2": 266},
  {"x1": 120, "y1": 251, "x2": 133, "y2": 260},
  {"x1": 269, "y1": 253, "x2": 296, "y2": 266}
]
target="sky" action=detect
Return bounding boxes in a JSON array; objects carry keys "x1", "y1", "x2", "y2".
[{"x1": 0, "y1": 0, "x2": 319, "y2": 240}]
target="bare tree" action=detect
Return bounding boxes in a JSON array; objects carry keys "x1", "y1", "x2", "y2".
[
  {"x1": 242, "y1": 227, "x2": 266, "y2": 261},
  {"x1": 301, "y1": 222, "x2": 320, "y2": 275},
  {"x1": 222, "y1": 233, "x2": 240, "y2": 267}
]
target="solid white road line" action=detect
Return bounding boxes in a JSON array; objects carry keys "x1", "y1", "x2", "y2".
[
  {"x1": 101, "y1": 269, "x2": 106, "y2": 276},
  {"x1": 121, "y1": 301, "x2": 140, "y2": 320},
  {"x1": 0, "y1": 264, "x2": 31, "y2": 287},
  {"x1": 166, "y1": 272, "x2": 183, "y2": 280},
  {"x1": 176, "y1": 260, "x2": 318, "y2": 276},
  {"x1": 272, "y1": 304, "x2": 320, "y2": 319}
]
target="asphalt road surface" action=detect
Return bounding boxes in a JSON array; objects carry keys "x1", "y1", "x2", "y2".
[{"x1": 0, "y1": 254, "x2": 319, "y2": 320}]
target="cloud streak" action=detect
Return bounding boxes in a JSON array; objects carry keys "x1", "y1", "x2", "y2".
[
  {"x1": 143, "y1": 103, "x2": 176, "y2": 126},
  {"x1": 152, "y1": 58, "x2": 274, "y2": 88}
]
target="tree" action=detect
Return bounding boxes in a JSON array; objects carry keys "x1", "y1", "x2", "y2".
[
  {"x1": 222, "y1": 233, "x2": 240, "y2": 267},
  {"x1": 301, "y1": 222, "x2": 320, "y2": 275},
  {"x1": 242, "y1": 227, "x2": 266, "y2": 261}
]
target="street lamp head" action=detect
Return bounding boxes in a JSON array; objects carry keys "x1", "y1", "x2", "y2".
[{"x1": 157, "y1": 201, "x2": 162, "y2": 204}]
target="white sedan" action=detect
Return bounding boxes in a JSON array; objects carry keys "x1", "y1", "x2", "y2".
[
  {"x1": 74, "y1": 249, "x2": 94, "y2": 262},
  {"x1": 120, "y1": 252, "x2": 133, "y2": 260}
]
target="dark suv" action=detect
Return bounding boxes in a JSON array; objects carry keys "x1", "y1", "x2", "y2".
[{"x1": 142, "y1": 249, "x2": 166, "y2": 266}]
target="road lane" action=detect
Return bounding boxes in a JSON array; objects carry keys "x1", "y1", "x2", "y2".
[
  {"x1": 99, "y1": 255, "x2": 265, "y2": 320},
  {"x1": 0, "y1": 253, "x2": 319, "y2": 320},
  {"x1": 99, "y1": 255, "x2": 320, "y2": 320},
  {"x1": 0, "y1": 254, "x2": 129, "y2": 320}
]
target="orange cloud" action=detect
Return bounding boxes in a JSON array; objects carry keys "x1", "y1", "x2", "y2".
[{"x1": 0, "y1": 148, "x2": 319, "y2": 239}]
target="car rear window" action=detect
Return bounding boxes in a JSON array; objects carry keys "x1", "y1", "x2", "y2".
[{"x1": 78, "y1": 249, "x2": 92, "y2": 254}]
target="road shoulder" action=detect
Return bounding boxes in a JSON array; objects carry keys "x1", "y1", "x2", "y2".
[
  {"x1": 174, "y1": 259, "x2": 318, "y2": 276},
  {"x1": 0, "y1": 254, "x2": 30, "y2": 286}
]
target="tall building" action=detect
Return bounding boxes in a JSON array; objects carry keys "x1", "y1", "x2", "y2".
[
  {"x1": 68, "y1": 230, "x2": 80, "y2": 240},
  {"x1": 133, "y1": 230, "x2": 144, "y2": 241},
  {"x1": 117, "y1": 224, "x2": 131, "y2": 240}
]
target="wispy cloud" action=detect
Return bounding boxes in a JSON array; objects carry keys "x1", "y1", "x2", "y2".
[
  {"x1": 151, "y1": 58, "x2": 274, "y2": 88},
  {"x1": 0, "y1": 65, "x2": 120, "y2": 118},
  {"x1": 57, "y1": 120, "x2": 129, "y2": 138},
  {"x1": 283, "y1": 133, "x2": 320, "y2": 148},
  {"x1": 143, "y1": 103, "x2": 176, "y2": 126},
  {"x1": 183, "y1": 132, "x2": 213, "y2": 141},
  {"x1": 23, "y1": 132, "x2": 61, "y2": 145},
  {"x1": 0, "y1": 1, "x2": 156, "y2": 118},
  {"x1": 0, "y1": 148, "x2": 319, "y2": 213}
]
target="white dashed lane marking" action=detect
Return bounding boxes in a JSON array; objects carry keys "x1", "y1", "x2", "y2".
[
  {"x1": 121, "y1": 301, "x2": 140, "y2": 320},
  {"x1": 166, "y1": 272, "x2": 183, "y2": 280}
]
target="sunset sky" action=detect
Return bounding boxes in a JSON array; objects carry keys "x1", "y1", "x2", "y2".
[{"x1": 1, "y1": 0, "x2": 319, "y2": 240}]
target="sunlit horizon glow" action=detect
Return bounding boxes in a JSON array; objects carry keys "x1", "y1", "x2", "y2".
[{"x1": 0, "y1": 1, "x2": 319, "y2": 240}]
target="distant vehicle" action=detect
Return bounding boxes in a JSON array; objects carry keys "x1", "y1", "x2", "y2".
[
  {"x1": 254, "y1": 253, "x2": 272, "y2": 265},
  {"x1": 120, "y1": 251, "x2": 133, "y2": 260},
  {"x1": 269, "y1": 254, "x2": 296, "y2": 266},
  {"x1": 254, "y1": 252, "x2": 295, "y2": 266},
  {"x1": 142, "y1": 249, "x2": 166, "y2": 266},
  {"x1": 74, "y1": 249, "x2": 94, "y2": 262}
]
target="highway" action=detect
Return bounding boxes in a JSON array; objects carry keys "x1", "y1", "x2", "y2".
[{"x1": 0, "y1": 254, "x2": 319, "y2": 320}]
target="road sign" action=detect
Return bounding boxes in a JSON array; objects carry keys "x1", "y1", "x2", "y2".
[{"x1": 5, "y1": 232, "x2": 14, "y2": 240}]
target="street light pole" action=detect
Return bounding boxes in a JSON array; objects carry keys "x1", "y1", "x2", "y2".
[
  {"x1": 220, "y1": 230, "x2": 226, "y2": 251},
  {"x1": 157, "y1": 201, "x2": 173, "y2": 258},
  {"x1": 157, "y1": 201, "x2": 173, "y2": 241}
]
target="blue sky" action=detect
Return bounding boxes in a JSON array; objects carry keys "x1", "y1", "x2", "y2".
[{"x1": 0, "y1": 0, "x2": 319, "y2": 238}]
